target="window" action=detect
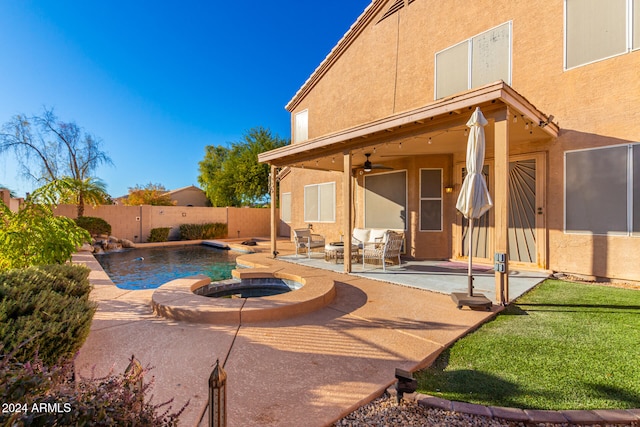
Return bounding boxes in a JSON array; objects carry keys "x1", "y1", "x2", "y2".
[
  {"x1": 294, "y1": 110, "x2": 308, "y2": 143},
  {"x1": 364, "y1": 171, "x2": 407, "y2": 230},
  {"x1": 565, "y1": 144, "x2": 640, "y2": 235},
  {"x1": 565, "y1": 0, "x2": 639, "y2": 69},
  {"x1": 304, "y1": 182, "x2": 335, "y2": 222},
  {"x1": 635, "y1": 0, "x2": 640, "y2": 49},
  {"x1": 420, "y1": 169, "x2": 443, "y2": 231},
  {"x1": 435, "y1": 22, "x2": 511, "y2": 99},
  {"x1": 281, "y1": 192, "x2": 291, "y2": 223}
]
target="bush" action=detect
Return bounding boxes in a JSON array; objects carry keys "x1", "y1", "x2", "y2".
[
  {"x1": 179, "y1": 223, "x2": 228, "y2": 240},
  {"x1": 0, "y1": 353, "x2": 186, "y2": 426},
  {"x1": 75, "y1": 216, "x2": 112, "y2": 236},
  {"x1": 0, "y1": 203, "x2": 91, "y2": 270},
  {"x1": 0, "y1": 265, "x2": 95, "y2": 365},
  {"x1": 148, "y1": 228, "x2": 171, "y2": 242}
]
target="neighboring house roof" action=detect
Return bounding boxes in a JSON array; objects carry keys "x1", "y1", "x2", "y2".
[
  {"x1": 163, "y1": 185, "x2": 203, "y2": 196},
  {"x1": 114, "y1": 185, "x2": 209, "y2": 206}
]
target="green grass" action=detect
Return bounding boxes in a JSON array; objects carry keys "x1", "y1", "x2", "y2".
[{"x1": 415, "y1": 279, "x2": 640, "y2": 410}]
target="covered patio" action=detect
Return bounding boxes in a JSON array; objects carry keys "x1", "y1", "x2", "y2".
[
  {"x1": 260, "y1": 81, "x2": 558, "y2": 304},
  {"x1": 277, "y1": 251, "x2": 549, "y2": 303}
]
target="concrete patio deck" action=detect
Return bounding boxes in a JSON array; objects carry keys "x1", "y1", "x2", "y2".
[
  {"x1": 73, "y1": 240, "x2": 547, "y2": 426},
  {"x1": 277, "y1": 252, "x2": 549, "y2": 303}
]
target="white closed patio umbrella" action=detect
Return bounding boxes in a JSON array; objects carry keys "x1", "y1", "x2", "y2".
[{"x1": 455, "y1": 107, "x2": 493, "y2": 304}]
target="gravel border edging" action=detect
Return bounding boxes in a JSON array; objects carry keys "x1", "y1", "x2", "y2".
[{"x1": 406, "y1": 390, "x2": 640, "y2": 425}]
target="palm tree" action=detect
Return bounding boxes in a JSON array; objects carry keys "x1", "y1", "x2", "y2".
[{"x1": 34, "y1": 177, "x2": 110, "y2": 217}]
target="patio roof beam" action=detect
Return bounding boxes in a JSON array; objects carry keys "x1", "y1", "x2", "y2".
[
  {"x1": 494, "y1": 108, "x2": 510, "y2": 305},
  {"x1": 260, "y1": 82, "x2": 558, "y2": 168}
]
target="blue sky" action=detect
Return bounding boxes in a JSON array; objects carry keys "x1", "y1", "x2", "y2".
[{"x1": 0, "y1": 1, "x2": 370, "y2": 197}]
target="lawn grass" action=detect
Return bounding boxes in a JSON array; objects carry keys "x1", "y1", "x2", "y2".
[{"x1": 415, "y1": 279, "x2": 640, "y2": 410}]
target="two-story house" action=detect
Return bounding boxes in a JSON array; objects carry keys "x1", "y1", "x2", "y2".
[{"x1": 259, "y1": 0, "x2": 640, "y2": 301}]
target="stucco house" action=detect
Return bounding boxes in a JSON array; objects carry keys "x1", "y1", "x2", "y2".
[
  {"x1": 259, "y1": 0, "x2": 640, "y2": 302},
  {"x1": 163, "y1": 185, "x2": 210, "y2": 207}
]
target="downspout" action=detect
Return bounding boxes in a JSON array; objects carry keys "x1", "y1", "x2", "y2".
[{"x1": 270, "y1": 165, "x2": 278, "y2": 257}]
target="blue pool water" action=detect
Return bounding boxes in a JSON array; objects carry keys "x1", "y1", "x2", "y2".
[{"x1": 95, "y1": 245, "x2": 239, "y2": 290}]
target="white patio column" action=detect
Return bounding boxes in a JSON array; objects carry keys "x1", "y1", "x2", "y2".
[
  {"x1": 270, "y1": 164, "x2": 277, "y2": 257},
  {"x1": 343, "y1": 151, "x2": 353, "y2": 273},
  {"x1": 494, "y1": 109, "x2": 510, "y2": 304}
]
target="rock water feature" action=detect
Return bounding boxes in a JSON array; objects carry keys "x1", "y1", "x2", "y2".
[{"x1": 79, "y1": 235, "x2": 135, "y2": 254}]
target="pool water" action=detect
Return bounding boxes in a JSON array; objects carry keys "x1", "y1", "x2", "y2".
[
  {"x1": 95, "y1": 245, "x2": 238, "y2": 290},
  {"x1": 194, "y1": 277, "x2": 303, "y2": 298}
]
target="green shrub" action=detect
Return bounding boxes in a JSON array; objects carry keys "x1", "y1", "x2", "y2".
[
  {"x1": 148, "y1": 227, "x2": 171, "y2": 242},
  {"x1": 179, "y1": 223, "x2": 228, "y2": 240},
  {"x1": 0, "y1": 353, "x2": 186, "y2": 426},
  {"x1": 0, "y1": 203, "x2": 91, "y2": 270},
  {"x1": 75, "y1": 216, "x2": 112, "y2": 236},
  {"x1": 0, "y1": 265, "x2": 96, "y2": 365}
]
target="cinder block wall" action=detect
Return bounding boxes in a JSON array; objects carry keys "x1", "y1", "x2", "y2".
[{"x1": 54, "y1": 205, "x2": 273, "y2": 243}]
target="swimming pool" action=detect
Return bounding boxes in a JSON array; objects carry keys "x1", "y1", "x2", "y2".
[{"x1": 95, "y1": 245, "x2": 238, "y2": 290}]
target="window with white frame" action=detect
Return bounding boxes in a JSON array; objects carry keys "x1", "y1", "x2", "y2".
[
  {"x1": 281, "y1": 192, "x2": 291, "y2": 223},
  {"x1": 435, "y1": 22, "x2": 511, "y2": 99},
  {"x1": 294, "y1": 109, "x2": 308, "y2": 143},
  {"x1": 565, "y1": 144, "x2": 640, "y2": 235},
  {"x1": 304, "y1": 182, "x2": 335, "y2": 222},
  {"x1": 364, "y1": 171, "x2": 407, "y2": 230},
  {"x1": 565, "y1": 0, "x2": 639, "y2": 69},
  {"x1": 420, "y1": 169, "x2": 443, "y2": 231},
  {"x1": 635, "y1": 0, "x2": 640, "y2": 49}
]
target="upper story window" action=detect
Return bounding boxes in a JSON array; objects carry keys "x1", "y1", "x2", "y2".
[
  {"x1": 294, "y1": 109, "x2": 308, "y2": 143},
  {"x1": 435, "y1": 22, "x2": 512, "y2": 100},
  {"x1": 565, "y1": 0, "x2": 640, "y2": 70}
]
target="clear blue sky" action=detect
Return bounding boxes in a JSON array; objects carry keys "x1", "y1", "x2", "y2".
[{"x1": 0, "y1": 1, "x2": 370, "y2": 198}]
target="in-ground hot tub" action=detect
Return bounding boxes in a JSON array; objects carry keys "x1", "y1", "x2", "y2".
[
  {"x1": 151, "y1": 268, "x2": 335, "y2": 324},
  {"x1": 194, "y1": 277, "x2": 303, "y2": 298}
]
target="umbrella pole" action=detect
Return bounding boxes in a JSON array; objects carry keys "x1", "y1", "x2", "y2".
[{"x1": 468, "y1": 218, "x2": 474, "y2": 297}]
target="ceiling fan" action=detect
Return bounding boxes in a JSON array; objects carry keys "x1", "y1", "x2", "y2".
[{"x1": 353, "y1": 153, "x2": 393, "y2": 173}]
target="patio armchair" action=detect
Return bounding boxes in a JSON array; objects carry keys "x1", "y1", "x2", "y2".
[
  {"x1": 362, "y1": 230, "x2": 404, "y2": 271},
  {"x1": 352, "y1": 227, "x2": 387, "y2": 249},
  {"x1": 293, "y1": 228, "x2": 326, "y2": 258}
]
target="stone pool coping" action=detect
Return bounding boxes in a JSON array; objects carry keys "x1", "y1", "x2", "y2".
[{"x1": 151, "y1": 267, "x2": 336, "y2": 324}]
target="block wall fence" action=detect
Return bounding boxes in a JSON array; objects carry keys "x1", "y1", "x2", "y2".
[{"x1": 54, "y1": 205, "x2": 275, "y2": 243}]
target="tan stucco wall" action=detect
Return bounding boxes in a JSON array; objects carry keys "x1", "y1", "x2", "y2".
[
  {"x1": 283, "y1": 0, "x2": 640, "y2": 280},
  {"x1": 167, "y1": 187, "x2": 210, "y2": 207},
  {"x1": 280, "y1": 155, "x2": 454, "y2": 260},
  {"x1": 279, "y1": 169, "x2": 345, "y2": 243},
  {"x1": 54, "y1": 205, "x2": 272, "y2": 243}
]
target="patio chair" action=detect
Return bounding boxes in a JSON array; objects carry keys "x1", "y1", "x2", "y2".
[
  {"x1": 293, "y1": 228, "x2": 325, "y2": 258},
  {"x1": 362, "y1": 230, "x2": 404, "y2": 271}
]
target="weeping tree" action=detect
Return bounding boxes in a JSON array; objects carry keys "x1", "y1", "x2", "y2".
[{"x1": 0, "y1": 107, "x2": 112, "y2": 215}]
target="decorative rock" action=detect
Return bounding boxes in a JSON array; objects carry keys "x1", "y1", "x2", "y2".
[
  {"x1": 336, "y1": 393, "x2": 639, "y2": 427},
  {"x1": 121, "y1": 238, "x2": 135, "y2": 248},
  {"x1": 105, "y1": 242, "x2": 122, "y2": 251},
  {"x1": 78, "y1": 243, "x2": 94, "y2": 252}
]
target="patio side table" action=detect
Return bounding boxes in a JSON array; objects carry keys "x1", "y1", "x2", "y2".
[{"x1": 324, "y1": 242, "x2": 359, "y2": 264}]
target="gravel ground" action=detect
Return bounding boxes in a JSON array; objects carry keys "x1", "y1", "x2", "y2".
[{"x1": 335, "y1": 393, "x2": 639, "y2": 427}]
